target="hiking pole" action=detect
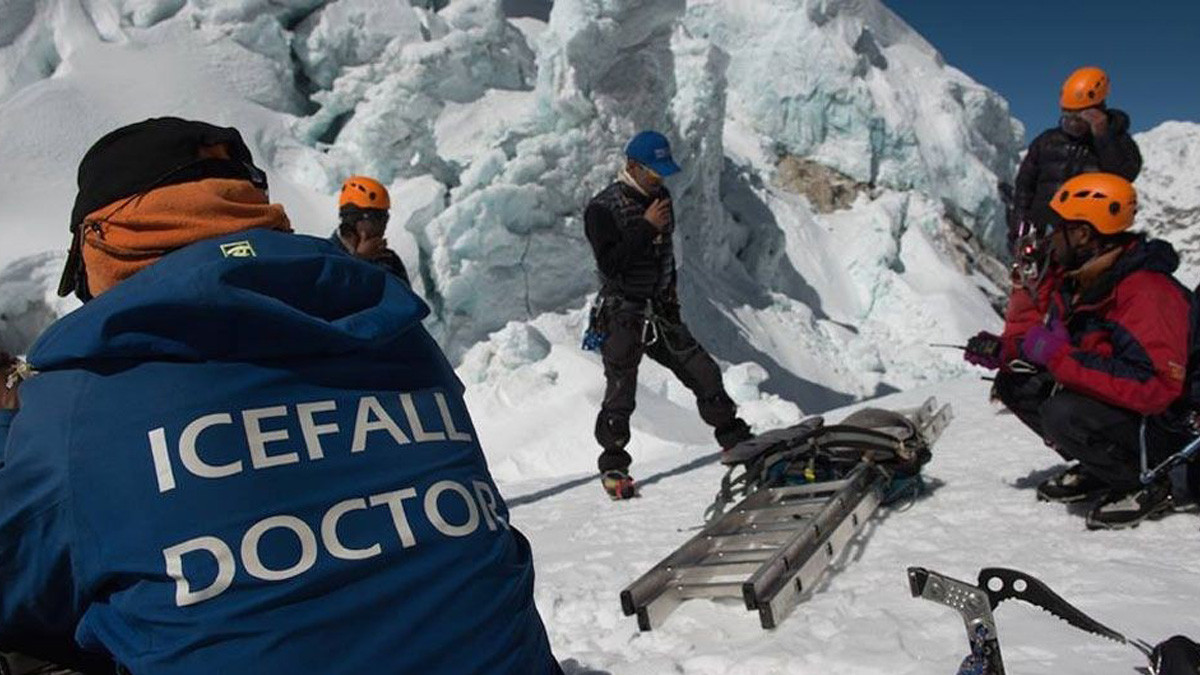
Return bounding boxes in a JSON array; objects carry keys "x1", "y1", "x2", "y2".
[
  {"x1": 929, "y1": 343, "x2": 967, "y2": 351},
  {"x1": 1140, "y1": 435, "x2": 1200, "y2": 486}
]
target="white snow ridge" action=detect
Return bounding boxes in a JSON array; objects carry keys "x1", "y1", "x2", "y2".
[
  {"x1": 1, "y1": 0, "x2": 1199, "y2": 673},
  {"x1": 1136, "y1": 121, "x2": 1200, "y2": 288}
]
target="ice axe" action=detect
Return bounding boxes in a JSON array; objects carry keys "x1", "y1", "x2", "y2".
[{"x1": 908, "y1": 567, "x2": 1157, "y2": 675}]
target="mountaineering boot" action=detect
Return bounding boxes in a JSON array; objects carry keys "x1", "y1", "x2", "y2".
[
  {"x1": 1085, "y1": 480, "x2": 1172, "y2": 530},
  {"x1": 1036, "y1": 464, "x2": 1108, "y2": 503},
  {"x1": 715, "y1": 419, "x2": 754, "y2": 452},
  {"x1": 601, "y1": 470, "x2": 637, "y2": 500}
]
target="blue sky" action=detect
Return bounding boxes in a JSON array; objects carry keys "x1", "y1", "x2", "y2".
[{"x1": 886, "y1": 0, "x2": 1200, "y2": 140}]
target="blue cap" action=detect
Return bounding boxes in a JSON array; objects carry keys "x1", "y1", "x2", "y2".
[{"x1": 625, "y1": 131, "x2": 681, "y2": 177}]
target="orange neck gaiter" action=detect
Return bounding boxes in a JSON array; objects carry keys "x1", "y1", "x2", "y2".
[{"x1": 81, "y1": 178, "x2": 291, "y2": 297}]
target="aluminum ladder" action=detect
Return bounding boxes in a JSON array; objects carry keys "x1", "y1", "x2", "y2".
[{"x1": 620, "y1": 398, "x2": 953, "y2": 631}]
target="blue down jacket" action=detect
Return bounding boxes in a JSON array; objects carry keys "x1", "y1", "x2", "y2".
[{"x1": 0, "y1": 230, "x2": 558, "y2": 674}]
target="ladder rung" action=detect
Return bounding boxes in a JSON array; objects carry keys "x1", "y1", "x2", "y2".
[
  {"x1": 701, "y1": 549, "x2": 776, "y2": 564},
  {"x1": 737, "y1": 520, "x2": 817, "y2": 533},
  {"x1": 670, "y1": 559, "x2": 766, "y2": 581},
  {"x1": 704, "y1": 531, "x2": 794, "y2": 546},
  {"x1": 768, "y1": 480, "x2": 851, "y2": 499},
  {"x1": 735, "y1": 498, "x2": 828, "y2": 517},
  {"x1": 675, "y1": 580, "x2": 745, "y2": 599}
]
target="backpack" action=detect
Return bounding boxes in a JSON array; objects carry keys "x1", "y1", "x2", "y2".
[
  {"x1": 1176, "y1": 283, "x2": 1200, "y2": 499},
  {"x1": 1187, "y1": 283, "x2": 1200, "y2": 412},
  {"x1": 1163, "y1": 280, "x2": 1200, "y2": 424}
]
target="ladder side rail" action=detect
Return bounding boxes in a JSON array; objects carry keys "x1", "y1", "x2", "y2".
[
  {"x1": 619, "y1": 487, "x2": 778, "y2": 617},
  {"x1": 757, "y1": 475, "x2": 885, "y2": 628},
  {"x1": 742, "y1": 463, "x2": 881, "y2": 609}
]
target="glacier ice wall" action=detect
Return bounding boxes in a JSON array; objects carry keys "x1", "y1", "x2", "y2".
[
  {"x1": 684, "y1": 0, "x2": 1024, "y2": 250},
  {"x1": 1, "y1": 0, "x2": 1143, "y2": 412}
]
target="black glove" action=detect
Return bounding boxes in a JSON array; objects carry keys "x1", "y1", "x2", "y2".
[{"x1": 964, "y1": 331, "x2": 1003, "y2": 370}]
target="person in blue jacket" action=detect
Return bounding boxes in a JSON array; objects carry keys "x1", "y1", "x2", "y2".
[{"x1": 0, "y1": 117, "x2": 561, "y2": 675}]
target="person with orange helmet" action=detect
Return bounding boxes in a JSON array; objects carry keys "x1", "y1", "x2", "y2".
[
  {"x1": 979, "y1": 173, "x2": 1194, "y2": 529},
  {"x1": 1008, "y1": 66, "x2": 1143, "y2": 249},
  {"x1": 334, "y1": 175, "x2": 411, "y2": 286}
]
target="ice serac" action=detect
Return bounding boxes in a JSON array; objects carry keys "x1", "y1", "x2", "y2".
[
  {"x1": 412, "y1": 0, "x2": 715, "y2": 354},
  {"x1": 294, "y1": 0, "x2": 536, "y2": 188},
  {"x1": 0, "y1": 0, "x2": 1003, "y2": 407},
  {"x1": 0, "y1": 251, "x2": 78, "y2": 355},
  {"x1": 292, "y1": 0, "x2": 424, "y2": 91},
  {"x1": 6, "y1": 0, "x2": 1192, "y2": 419},
  {"x1": 1135, "y1": 121, "x2": 1200, "y2": 287},
  {"x1": 0, "y1": 1, "x2": 54, "y2": 101},
  {"x1": 683, "y1": 0, "x2": 1024, "y2": 251},
  {"x1": 0, "y1": 0, "x2": 125, "y2": 102}
]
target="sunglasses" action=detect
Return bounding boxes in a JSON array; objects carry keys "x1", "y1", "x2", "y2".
[
  {"x1": 355, "y1": 210, "x2": 389, "y2": 225},
  {"x1": 342, "y1": 210, "x2": 389, "y2": 239}
]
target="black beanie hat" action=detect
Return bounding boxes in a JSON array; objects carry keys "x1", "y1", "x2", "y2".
[{"x1": 59, "y1": 117, "x2": 268, "y2": 300}]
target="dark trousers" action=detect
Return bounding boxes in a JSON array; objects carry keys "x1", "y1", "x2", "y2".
[
  {"x1": 993, "y1": 371, "x2": 1192, "y2": 491},
  {"x1": 594, "y1": 299, "x2": 750, "y2": 473}
]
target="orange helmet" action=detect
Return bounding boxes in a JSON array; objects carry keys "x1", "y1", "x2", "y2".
[
  {"x1": 1050, "y1": 173, "x2": 1137, "y2": 235},
  {"x1": 339, "y1": 175, "x2": 390, "y2": 211},
  {"x1": 1060, "y1": 67, "x2": 1110, "y2": 110}
]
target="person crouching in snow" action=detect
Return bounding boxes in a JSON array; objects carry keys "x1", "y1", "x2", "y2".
[
  {"x1": 964, "y1": 173, "x2": 1194, "y2": 530},
  {"x1": 332, "y1": 175, "x2": 412, "y2": 286},
  {"x1": 0, "y1": 117, "x2": 561, "y2": 675},
  {"x1": 583, "y1": 131, "x2": 753, "y2": 500}
]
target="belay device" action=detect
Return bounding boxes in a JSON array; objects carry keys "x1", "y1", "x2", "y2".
[{"x1": 619, "y1": 398, "x2": 953, "y2": 630}]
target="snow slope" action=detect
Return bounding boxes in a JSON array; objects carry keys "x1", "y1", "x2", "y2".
[
  {"x1": 499, "y1": 377, "x2": 1200, "y2": 674},
  {"x1": 462, "y1": 297, "x2": 1200, "y2": 672}
]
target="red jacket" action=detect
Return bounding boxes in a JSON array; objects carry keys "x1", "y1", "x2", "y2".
[{"x1": 1000, "y1": 237, "x2": 1192, "y2": 416}]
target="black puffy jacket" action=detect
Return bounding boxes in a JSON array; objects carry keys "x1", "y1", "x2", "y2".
[
  {"x1": 328, "y1": 230, "x2": 411, "y2": 287},
  {"x1": 1010, "y1": 109, "x2": 1142, "y2": 239},
  {"x1": 584, "y1": 182, "x2": 677, "y2": 301}
]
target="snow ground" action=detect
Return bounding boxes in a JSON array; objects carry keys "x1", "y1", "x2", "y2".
[{"x1": 497, "y1": 378, "x2": 1200, "y2": 674}]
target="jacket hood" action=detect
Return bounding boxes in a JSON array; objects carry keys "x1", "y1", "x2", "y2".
[
  {"x1": 1075, "y1": 235, "x2": 1181, "y2": 306},
  {"x1": 30, "y1": 230, "x2": 428, "y2": 369},
  {"x1": 1112, "y1": 235, "x2": 1180, "y2": 278}
]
